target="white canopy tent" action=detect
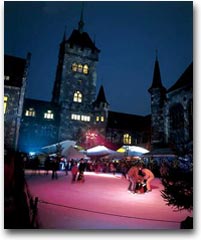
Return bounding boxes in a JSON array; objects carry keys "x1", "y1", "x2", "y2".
[
  {"x1": 117, "y1": 145, "x2": 149, "y2": 156},
  {"x1": 63, "y1": 145, "x2": 86, "y2": 160},
  {"x1": 41, "y1": 140, "x2": 76, "y2": 156},
  {"x1": 85, "y1": 145, "x2": 117, "y2": 157}
]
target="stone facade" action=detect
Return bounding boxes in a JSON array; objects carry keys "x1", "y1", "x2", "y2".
[
  {"x1": 149, "y1": 59, "x2": 193, "y2": 152},
  {"x1": 15, "y1": 16, "x2": 151, "y2": 153},
  {"x1": 18, "y1": 99, "x2": 60, "y2": 152},
  {"x1": 4, "y1": 54, "x2": 31, "y2": 150},
  {"x1": 52, "y1": 28, "x2": 100, "y2": 142}
]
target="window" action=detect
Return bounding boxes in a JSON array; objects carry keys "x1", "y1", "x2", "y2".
[
  {"x1": 72, "y1": 63, "x2": 89, "y2": 75},
  {"x1": 169, "y1": 104, "x2": 184, "y2": 130},
  {"x1": 78, "y1": 64, "x2": 83, "y2": 73},
  {"x1": 83, "y1": 64, "x2": 89, "y2": 74},
  {"x1": 72, "y1": 63, "x2": 77, "y2": 72},
  {"x1": 81, "y1": 115, "x2": 90, "y2": 122},
  {"x1": 71, "y1": 114, "x2": 90, "y2": 122},
  {"x1": 4, "y1": 75, "x2": 10, "y2": 81},
  {"x1": 123, "y1": 133, "x2": 131, "y2": 145},
  {"x1": 101, "y1": 116, "x2": 104, "y2": 122},
  {"x1": 73, "y1": 91, "x2": 82, "y2": 103},
  {"x1": 4, "y1": 96, "x2": 8, "y2": 114},
  {"x1": 71, "y1": 114, "x2": 80, "y2": 120},
  {"x1": 44, "y1": 110, "x2": 54, "y2": 119},
  {"x1": 96, "y1": 115, "x2": 104, "y2": 122},
  {"x1": 25, "y1": 108, "x2": 36, "y2": 117}
]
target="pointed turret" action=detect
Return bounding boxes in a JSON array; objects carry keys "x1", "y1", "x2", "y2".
[
  {"x1": 148, "y1": 53, "x2": 166, "y2": 93},
  {"x1": 93, "y1": 85, "x2": 109, "y2": 109},
  {"x1": 148, "y1": 53, "x2": 166, "y2": 149},
  {"x1": 78, "y1": 2, "x2": 84, "y2": 33}
]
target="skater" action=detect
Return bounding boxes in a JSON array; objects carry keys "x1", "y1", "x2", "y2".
[
  {"x1": 51, "y1": 158, "x2": 59, "y2": 180},
  {"x1": 127, "y1": 164, "x2": 141, "y2": 194},
  {"x1": 71, "y1": 163, "x2": 78, "y2": 183},
  {"x1": 140, "y1": 167, "x2": 155, "y2": 192},
  {"x1": 77, "y1": 159, "x2": 85, "y2": 182}
]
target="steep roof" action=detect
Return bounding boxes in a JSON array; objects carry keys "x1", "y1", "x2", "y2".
[
  {"x1": 93, "y1": 85, "x2": 109, "y2": 107},
  {"x1": 4, "y1": 55, "x2": 26, "y2": 87},
  {"x1": 107, "y1": 111, "x2": 151, "y2": 132},
  {"x1": 167, "y1": 62, "x2": 193, "y2": 93},
  {"x1": 148, "y1": 58, "x2": 166, "y2": 92},
  {"x1": 67, "y1": 29, "x2": 100, "y2": 52}
]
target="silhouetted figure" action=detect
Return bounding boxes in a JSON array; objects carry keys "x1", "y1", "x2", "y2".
[
  {"x1": 51, "y1": 158, "x2": 59, "y2": 180},
  {"x1": 77, "y1": 159, "x2": 85, "y2": 182},
  {"x1": 44, "y1": 155, "x2": 51, "y2": 175}
]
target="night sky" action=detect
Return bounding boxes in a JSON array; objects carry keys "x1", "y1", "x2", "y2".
[{"x1": 4, "y1": 1, "x2": 193, "y2": 116}]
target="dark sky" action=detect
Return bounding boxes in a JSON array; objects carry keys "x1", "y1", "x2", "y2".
[{"x1": 4, "y1": 1, "x2": 193, "y2": 116}]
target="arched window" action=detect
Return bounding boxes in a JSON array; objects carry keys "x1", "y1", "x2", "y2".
[
  {"x1": 78, "y1": 64, "x2": 83, "y2": 73},
  {"x1": 83, "y1": 64, "x2": 89, "y2": 74},
  {"x1": 72, "y1": 63, "x2": 77, "y2": 72},
  {"x1": 169, "y1": 103, "x2": 185, "y2": 144},
  {"x1": 123, "y1": 133, "x2": 131, "y2": 145},
  {"x1": 169, "y1": 103, "x2": 184, "y2": 130},
  {"x1": 73, "y1": 91, "x2": 82, "y2": 103}
]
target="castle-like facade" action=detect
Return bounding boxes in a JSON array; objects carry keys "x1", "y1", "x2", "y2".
[
  {"x1": 4, "y1": 13, "x2": 192, "y2": 157},
  {"x1": 148, "y1": 57, "x2": 193, "y2": 155},
  {"x1": 15, "y1": 15, "x2": 150, "y2": 153}
]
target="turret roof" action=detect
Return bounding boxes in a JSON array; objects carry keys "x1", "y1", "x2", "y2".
[{"x1": 67, "y1": 29, "x2": 100, "y2": 52}]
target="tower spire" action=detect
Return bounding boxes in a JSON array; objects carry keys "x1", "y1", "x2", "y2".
[
  {"x1": 78, "y1": 2, "x2": 84, "y2": 33},
  {"x1": 148, "y1": 51, "x2": 166, "y2": 92}
]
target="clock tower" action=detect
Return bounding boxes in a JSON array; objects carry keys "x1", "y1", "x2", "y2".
[{"x1": 52, "y1": 12, "x2": 100, "y2": 142}]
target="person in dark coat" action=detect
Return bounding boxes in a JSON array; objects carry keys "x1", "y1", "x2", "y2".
[
  {"x1": 77, "y1": 159, "x2": 85, "y2": 182},
  {"x1": 44, "y1": 155, "x2": 51, "y2": 175},
  {"x1": 51, "y1": 158, "x2": 59, "y2": 180}
]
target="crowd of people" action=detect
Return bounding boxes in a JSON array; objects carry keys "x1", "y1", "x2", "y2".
[{"x1": 26, "y1": 155, "x2": 155, "y2": 193}]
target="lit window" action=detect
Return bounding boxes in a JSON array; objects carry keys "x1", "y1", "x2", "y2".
[
  {"x1": 71, "y1": 114, "x2": 80, "y2": 120},
  {"x1": 101, "y1": 116, "x2": 104, "y2": 122},
  {"x1": 123, "y1": 133, "x2": 131, "y2": 145},
  {"x1": 73, "y1": 91, "x2": 82, "y2": 103},
  {"x1": 81, "y1": 115, "x2": 90, "y2": 122},
  {"x1": 96, "y1": 116, "x2": 104, "y2": 122},
  {"x1": 83, "y1": 64, "x2": 89, "y2": 74},
  {"x1": 4, "y1": 96, "x2": 8, "y2": 114},
  {"x1": 78, "y1": 64, "x2": 83, "y2": 73},
  {"x1": 4, "y1": 75, "x2": 10, "y2": 81},
  {"x1": 44, "y1": 110, "x2": 54, "y2": 119},
  {"x1": 25, "y1": 108, "x2": 36, "y2": 117},
  {"x1": 72, "y1": 63, "x2": 77, "y2": 72}
]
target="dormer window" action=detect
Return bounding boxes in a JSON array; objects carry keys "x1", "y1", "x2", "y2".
[
  {"x1": 25, "y1": 108, "x2": 36, "y2": 117},
  {"x1": 44, "y1": 110, "x2": 54, "y2": 119},
  {"x1": 73, "y1": 91, "x2": 82, "y2": 103}
]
